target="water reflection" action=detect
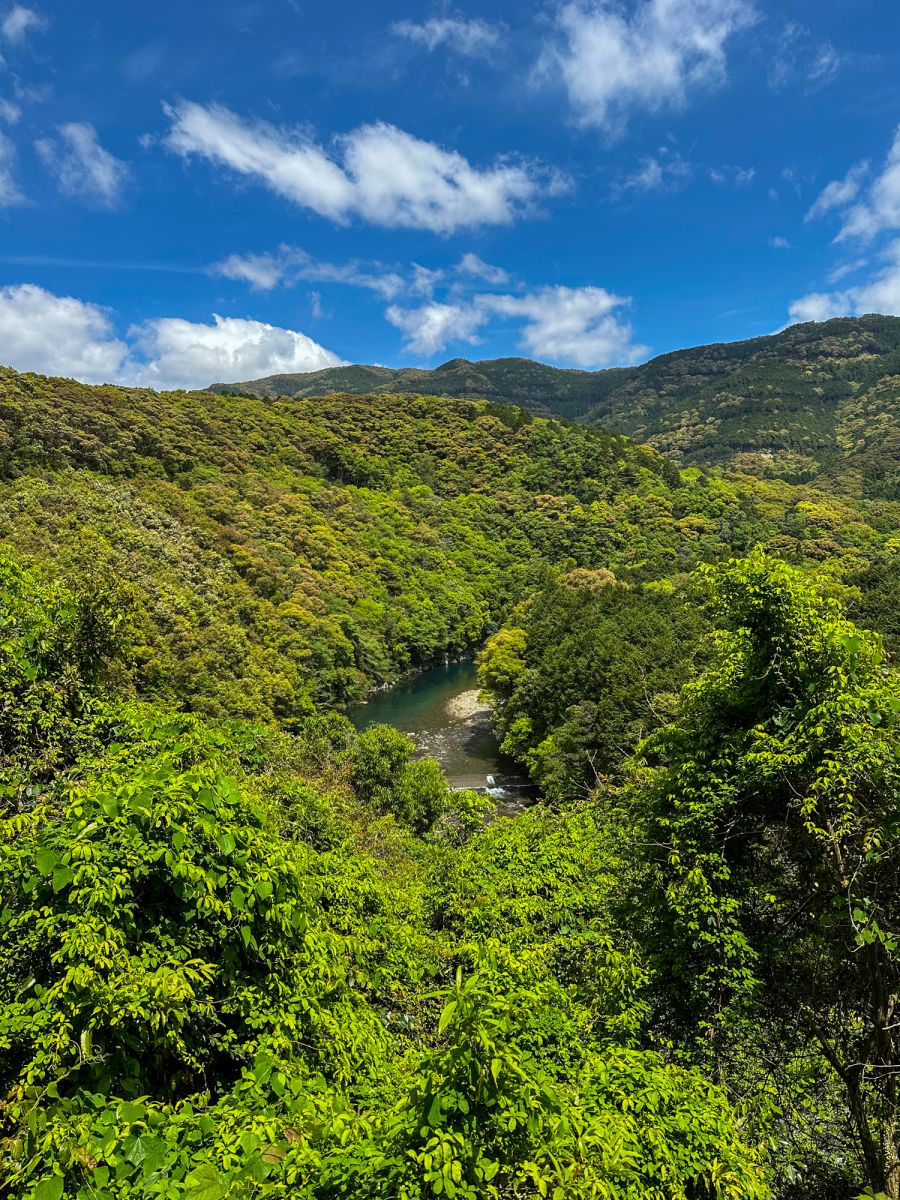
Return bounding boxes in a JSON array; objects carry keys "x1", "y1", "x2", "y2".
[{"x1": 348, "y1": 660, "x2": 538, "y2": 815}]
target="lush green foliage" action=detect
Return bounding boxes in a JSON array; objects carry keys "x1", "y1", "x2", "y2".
[
  {"x1": 1, "y1": 365, "x2": 897, "y2": 730},
  {"x1": 216, "y1": 315, "x2": 900, "y2": 492},
  {"x1": 2, "y1": 353, "x2": 900, "y2": 1200},
  {"x1": 627, "y1": 551, "x2": 900, "y2": 1196},
  {"x1": 0, "y1": 553, "x2": 772, "y2": 1199},
  {"x1": 473, "y1": 547, "x2": 900, "y2": 1197},
  {"x1": 478, "y1": 570, "x2": 708, "y2": 802}
]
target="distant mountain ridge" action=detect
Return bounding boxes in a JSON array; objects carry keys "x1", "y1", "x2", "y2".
[
  {"x1": 211, "y1": 315, "x2": 900, "y2": 495},
  {"x1": 212, "y1": 357, "x2": 634, "y2": 422}
]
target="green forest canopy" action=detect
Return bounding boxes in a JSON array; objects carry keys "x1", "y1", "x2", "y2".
[{"x1": 1, "y1": 359, "x2": 899, "y2": 1198}]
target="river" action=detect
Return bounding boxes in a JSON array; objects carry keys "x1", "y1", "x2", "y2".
[{"x1": 348, "y1": 660, "x2": 538, "y2": 815}]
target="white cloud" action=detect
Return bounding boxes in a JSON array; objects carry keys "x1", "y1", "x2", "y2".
[
  {"x1": 769, "y1": 22, "x2": 845, "y2": 91},
  {"x1": 35, "y1": 123, "x2": 129, "y2": 207},
  {"x1": 386, "y1": 301, "x2": 488, "y2": 356},
  {"x1": 128, "y1": 314, "x2": 345, "y2": 389},
  {"x1": 545, "y1": 0, "x2": 755, "y2": 133},
  {"x1": 835, "y1": 128, "x2": 900, "y2": 242},
  {"x1": 0, "y1": 99, "x2": 21, "y2": 123},
  {"x1": 214, "y1": 251, "x2": 286, "y2": 292},
  {"x1": 0, "y1": 284, "x2": 129, "y2": 382},
  {"x1": 805, "y1": 160, "x2": 869, "y2": 222},
  {"x1": 826, "y1": 257, "x2": 866, "y2": 284},
  {"x1": 164, "y1": 101, "x2": 552, "y2": 233},
  {"x1": 482, "y1": 285, "x2": 647, "y2": 367},
  {"x1": 769, "y1": 235, "x2": 790, "y2": 249},
  {"x1": 617, "y1": 152, "x2": 692, "y2": 194},
  {"x1": 787, "y1": 291, "x2": 852, "y2": 324},
  {"x1": 788, "y1": 240, "x2": 900, "y2": 324},
  {"x1": 410, "y1": 263, "x2": 444, "y2": 296},
  {"x1": 0, "y1": 283, "x2": 344, "y2": 388},
  {"x1": 1, "y1": 4, "x2": 46, "y2": 44},
  {"x1": 709, "y1": 164, "x2": 755, "y2": 186},
  {"x1": 392, "y1": 16, "x2": 504, "y2": 58},
  {"x1": 387, "y1": 285, "x2": 647, "y2": 367},
  {"x1": 0, "y1": 131, "x2": 23, "y2": 204},
  {"x1": 212, "y1": 245, "x2": 404, "y2": 298},
  {"x1": 456, "y1": 252, "x2": 509, "y2": 284}
]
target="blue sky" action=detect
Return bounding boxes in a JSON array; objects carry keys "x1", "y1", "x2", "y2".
[{"x1": 0, "y1": 0, "x2": 899, "y2": 388}]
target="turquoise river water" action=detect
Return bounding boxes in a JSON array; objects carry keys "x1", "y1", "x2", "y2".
[{"x1": 348, "y1": 660, "x2": 538, "y2": 813}]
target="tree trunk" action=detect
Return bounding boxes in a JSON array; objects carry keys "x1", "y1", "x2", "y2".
[{"x1": 884, "y1": 1118, "x2": 900, "y2": 1200}]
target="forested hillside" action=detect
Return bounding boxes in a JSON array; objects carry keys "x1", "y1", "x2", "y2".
[
  {"x1": 1, "y1": 362, "x2": 900, "y2": 1199},
  {"x1": 216, "y1": 315, "x2": 900, "y2": 492},
  {"x1": 212, "y1": 357, "x2": 630, "y2": 422},
  {"x1": 1, "y1": 364, "x2": 898, "y2": 727}
]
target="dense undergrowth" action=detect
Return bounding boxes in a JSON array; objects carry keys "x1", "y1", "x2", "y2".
[
  {"x1": 2, "y1": 541, "x2": 900, "y2": 1197},
  {"x1": 0, "y1": 554, "x2": 774, "y2": 1199}
]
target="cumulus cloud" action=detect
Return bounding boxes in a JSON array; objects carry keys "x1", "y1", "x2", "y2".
[
  {"x1": 386, "y1": 300, "x2": 488, "y2": 356},
  {"x1": 212, "y1": 245, "x2": 403, "y2": 298},
  {"x1": 128, "y1": 314, "x2": 345, "y2": 389},
  {"x1": 788, "y1": 240, "x2": 900, "y2": 324},
  {"x1": 35, "y1": 123, "x2": 129, "y2": 207},
  {"x1": 0, "y1": 283, "x2": 129, "y2": 382},
  {"x1": 0, "y1": 130, "x2": 23, "y2": 204},
  {"x1": 392, "y1": 16, "x2": 504, "y2": 58},
  {"x1": 0, "y1": 283, "x2": 344, "y2": 388},
  {"x1": 483, "y1": 286, "x2": 647, "y2": 366},
  {"x1": 787, "y1": 291, "x2": 853, "y2": 324},
  {"x1": 387, "y1": 285, "x2": 647, "y2": 367},
  {"x1": 1, "y1": 4, "x2": 46, "y2": 44},
  {"x1": 164, "y1": 101, "x2": 554, "y2": 233},
  {"x1": 544, "y1": 0, "x2": 755, "y2": 133}
]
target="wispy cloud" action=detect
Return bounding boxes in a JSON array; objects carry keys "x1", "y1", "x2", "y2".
[
  {"x1": 615, "y1": 151, "x2": 692, "y2": 195},
  {"x1": 835, "y1": 129, "x2": 900, "y2": 243},
  {"x1": 392, "y1": 16, "x2": 504, "y2": 59},
  {"x1": 163, "y1": 101, "x2": 561, "y2": 234},
  {"x1": 0, "y1": 4, "x2": 46, "y2": 45},
  {"x1": 769, "y1": 22, "x2": 847, "y2": 91},
  {"x1": 212, "y1": 245, "x2": 404, "y2": 298},
  {"x1": 708, "y1": 164, "x2": 755, "y2": 186},
  {"x1": 805, "y1": 160, "x2": 869, "y2": 222},
  {"x1": 456, "y1": 252, "x2": 509, "y2": 285},
  {"x1": 35, "y1": 123, "x2": 129, "y2": 208},
  {"x1": 0, "y1": 131, "x2": 23, "y2": 205},
  {"x1": 0, "y1": 98, "x2": 21, "y2": 124}
]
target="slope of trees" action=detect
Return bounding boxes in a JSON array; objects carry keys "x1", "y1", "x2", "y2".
[
  {"x1": 214, "y1": 315, "x2": 900, "y2": 490},
  {"x1": 0, "y1": 366, "x2": 898, "y2": 731}
]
